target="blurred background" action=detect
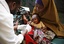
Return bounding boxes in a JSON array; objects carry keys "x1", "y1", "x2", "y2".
[{"x1": 21, "y1": 0, "x2": 64, "y2": 24}]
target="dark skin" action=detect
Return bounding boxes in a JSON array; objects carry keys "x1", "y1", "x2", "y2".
[
  {"x1": 22, "y1": 15, "x2": 28, "y2": 24},
  {"x1": 8, "y1": 2, "x2": 21, "y2": 14},
  {"x1": 35, "y1": 4, "x2": 44, "y2": 13}
]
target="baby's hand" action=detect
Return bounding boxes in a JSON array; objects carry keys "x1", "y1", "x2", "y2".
[{"x1": 27, "y1": 21, "x2": 31, "y2": 25}]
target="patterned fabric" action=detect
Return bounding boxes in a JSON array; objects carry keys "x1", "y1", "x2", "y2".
[
  {"x1": 33, "y1": 29, "x2": 52, "y2": 44},
  {"x1": 34, "y1": 29, "x2": 44, "y2": 42},
  {"x1": 44, "y1": 31, "x2": 55, "y2": 40}
]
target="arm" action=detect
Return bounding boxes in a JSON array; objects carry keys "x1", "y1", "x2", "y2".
[
  {"x1": 0, "y1": 14, "x2": 25, "y2": 44},
  {"x1": 0, "y1": 13, "x2": 24, "y2": 44}
]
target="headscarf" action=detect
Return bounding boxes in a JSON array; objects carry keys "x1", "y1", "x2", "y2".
[
  {"x1": 32, "y1": 15, "x2": 37, "y2": 19},
  {"x1": 33, "y1": 0, "x2": 64, "y2": 37},
  {"x1": 35, "y1": 0, "x2": 43, "y2": 6}
]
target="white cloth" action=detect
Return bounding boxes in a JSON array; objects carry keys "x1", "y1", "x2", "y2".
[
  {"x1": 18, "y1": 24, "x2": 31, "y2": 33},
  {"x1": 34, "y1": 29, "x2": 44, "y2": 42},
  {"x1": 0, "y1": 0, "x2": 24, "y2": 44}
]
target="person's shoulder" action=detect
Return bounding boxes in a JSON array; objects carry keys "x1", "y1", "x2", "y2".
[
  {"x1": 40, "y1": 21, "x2": 44, "y2": 23},
  {"x1": 40, "y1": 21, "x2": 45, "y2": 25}
]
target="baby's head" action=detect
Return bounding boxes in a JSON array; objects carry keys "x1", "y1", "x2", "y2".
[{"x1": 32, "y1": 13, "x2": 40, "y2": 24}]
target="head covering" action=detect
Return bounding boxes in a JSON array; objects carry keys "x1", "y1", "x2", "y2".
[
  {"x1": 33, "y1": 0, "x2": 64, "y2": 37},
  {"x1": 32, "y1": 15, "x2": 37, "y2": 19},
  {"x1": 35, "y1": 0, "x2": 43, "y2": 6}
]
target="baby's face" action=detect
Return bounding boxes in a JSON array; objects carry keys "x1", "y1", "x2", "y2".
[
  {"x1": 35, "y1": 4, "x2": 44, "y2": 13},
  {"x1": 33, "y1": 18, "x2": 39, "y2": 24}
]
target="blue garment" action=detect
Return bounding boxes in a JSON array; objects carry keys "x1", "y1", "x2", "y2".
[
  {"x1": 52, "y1": 38, "x2": 64, "y2": 44},
  {"x1": 35, "y1": 0, "x2": 43, "y2": 6}
]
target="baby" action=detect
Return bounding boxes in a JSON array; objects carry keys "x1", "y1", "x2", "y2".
[
  {"x1": 30, "y1": 13, "x2": 55, "y2": 44},
  {"x1": 30, "y1": 13, "x2": 46, "y2": 43}
]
